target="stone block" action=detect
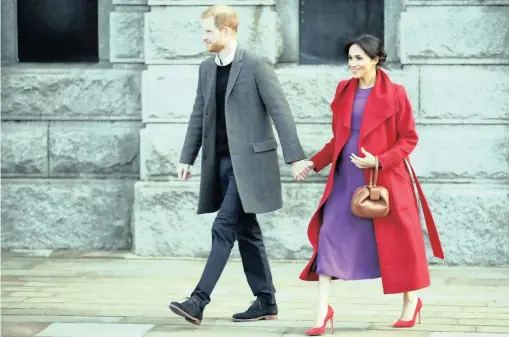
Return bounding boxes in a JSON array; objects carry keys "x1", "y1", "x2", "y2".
[
  {"x1": 276, "y1": 0, "x2": 298, "y2": 63},
  {"x1": 422, "y1": 183, "x2": 509, "y2": 265},
  {"x1": 420, "y1": 65, "x2": 509, "y2": 121},
  {"x1": 142, "y1": 65, "x2": 419, "y2": 123},
  {"x1": 140, "y1": 123, "x2": 506, "y2": 181},
  {"x1": 114, "y1": 0, "x2": 147, "y2": 4},
  {"x1": 276, "y1": 65, "x2": 420, "y2": 122},
  {"x1": 99, "y1": 0, "x2": 114, "y2": 61},
  {"x1": 1, "y1": 67, "x2": 141, "y2": 120},
  {"x1": 49, "y1": 122, "x2": 141, "y2": 177},
  {"x1": 132, "y1": 181, "x2": 509, "y2": 264},
  {"x1": 384, "y1": 0, "x2": 404, "y2": 63},
  {"x1": 140, "y1": 123, "x2": 201, "y2": 180},
  {"x1": 406, "y1": 0, "x2": 509, "y2": 5},
  {"x1": 400, "y1": 7, "x2": 509, "y2": 64},
  {"x1": 412, "y1": 125, "x2": 509, "y2": 180},
  {"x1": 132, "y1": 181, "x2": 319, "y2": 258},
  {"x1": 1, "y1": 0, "x2": 17, "y2": 62},
  {"x1": 141, "y1": 66, "x2": 200, "y2": 123},
  {"x1": 1, "y1": 179, "x2": 134, "y2": 250},
  {"x1": 147, "y1": 0, "x2": 276, "y2": 5},
  {"x1": 1, "y1": 122, "x2": 48, "y2": 176},
  {"x1": 140, "y1": 123, "x2": 330, "y2": 181},
  {"x1": 144, "y1": 6, "x2": 281, "y2": 64},
  {"x1": 35, "y1": 323, "x2": 154, "y2": 337},
  {"x1": 110, "y1": 11, "x2": 146, "y2": 63}
]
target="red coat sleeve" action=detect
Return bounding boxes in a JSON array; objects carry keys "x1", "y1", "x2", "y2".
[
  {"x1": 310, "y1": 81, "x2": 344, "y2": 173},
  {"x1": 377, "y1": 85, "x2": 418, "y2": 169}
]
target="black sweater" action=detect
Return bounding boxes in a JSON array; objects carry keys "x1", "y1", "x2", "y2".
[{"x1": 215, "y1": 63, "x2": 232, "y2": 156}]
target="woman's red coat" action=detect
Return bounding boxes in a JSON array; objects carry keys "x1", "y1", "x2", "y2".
[{"x1": 299, "y1": 69, "x2": 444, "y2": 294}]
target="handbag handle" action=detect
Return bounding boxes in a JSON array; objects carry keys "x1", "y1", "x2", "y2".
[{"x1": 369, "y1": 157, "x2": 379, "y2": 187}]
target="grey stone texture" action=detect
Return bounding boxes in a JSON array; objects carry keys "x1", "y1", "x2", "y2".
[
  {"x1": 406, "y1": 0, "x2": 509, "y2": 5},
  {"x1": 49, "y1": 122, "x2": 141, "y2": 177},
  {"x1": 1, "y1": 0, "x2": 17, "y2": 62},
  {"x1": 412, "y1": 125, "x2": 509, "y2": 180},
  {"x1": 400, "y1": 6, "x2": 509, "y2": 64},
  {"x1": 110, "y1": 11, "x2": 147, "y2": 63},
  {"x1": 144, "y1": 6, "x2": 282, "y2": 64},
  {"x1": 384, "y1": 0, "x2": 404, "y2": 63},
  {"x1": 276, "y1": 0, "x2": 299, "y2": 63},
  {"x1": 1, "y1": 66, "x2": 142, "y2": 249},
  {"x1": 139, "y1": 123, "x2": 509, "y2": 181},
  {"x1": 141, "y1": 66, "x2": 201, "y2": 123},
  {"x1": 140, "y1": 123, "x2": 329, "y2": 181},
  {"x1": 419, "y1": 66, "x2": 509, "y2": 120},
  {"x1": 36, "y1": 323, "x2": 154, "y2": 337},
  {"x1": 1, "y1": 67, "x2": 142, "y2": 120},
  {"x1": 132, "y1": 181, "x2": 509, "y2": 264},
  {"x1": 141, "y1": 65, "x2": 419, "y2": 123},
  {"x1": 148, "y1": 0, "x2": 276, "y2": 4},
  {"x1": 1, "y1": 180, "x2": 134, "y2": 250},
  {"x1": 99, "y1": 0, "x2": 114, "y2": 61},
  {"x1": 1, "y1": 122, "x2": 48, "y2": 176},
  {"x1": 114, "y1": 0, "x2": 148, "y2": 4}
]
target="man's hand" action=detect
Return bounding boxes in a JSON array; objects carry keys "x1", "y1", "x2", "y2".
[
  {"x1": 291, "y1": 160, "x2": 314, "y2": 181},
  {"x1": 350, "y1": 147, "x2": 377, "y2": 169},
  {"x1": 177, "y1": 163, "x2": 191, "y2": 180}
]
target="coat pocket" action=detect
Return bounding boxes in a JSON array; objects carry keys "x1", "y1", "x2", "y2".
[{"x1": 252, "y1": 138, "x2": 278, "y2": 153}]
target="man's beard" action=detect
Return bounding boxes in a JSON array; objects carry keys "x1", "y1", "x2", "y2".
[{"x1": 208, "y1": 41, "x2": 226, "y2": 53}]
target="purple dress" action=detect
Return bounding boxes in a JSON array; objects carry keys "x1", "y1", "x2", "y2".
[{"x1": 316, "y1": 87, "x2": 381, "y2": 280}]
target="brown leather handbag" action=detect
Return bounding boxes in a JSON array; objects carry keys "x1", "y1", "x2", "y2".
[{"x1": 351, "y1": 157, "x2": 390, "y2": 218}]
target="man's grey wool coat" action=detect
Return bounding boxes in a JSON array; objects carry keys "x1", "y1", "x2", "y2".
[{"x1": 179, "y1": 47, "x2": 306, "y2": 215}]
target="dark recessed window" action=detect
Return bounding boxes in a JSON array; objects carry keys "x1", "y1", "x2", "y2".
[
  {"x1": 17, "y1": 0, "x2": 98, "y2": 62},
  {"x1": 299, "y1": 0, "x2": 384, "y2": 64}
]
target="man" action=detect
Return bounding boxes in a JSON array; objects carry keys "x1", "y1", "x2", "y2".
[{"x1": 169, "y1": 4, "x2": 310, "y2": 326}]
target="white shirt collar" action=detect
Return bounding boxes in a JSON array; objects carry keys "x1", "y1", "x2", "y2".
[{"x1": 215, "y1": 40, "x2": 238, "y2": 66}]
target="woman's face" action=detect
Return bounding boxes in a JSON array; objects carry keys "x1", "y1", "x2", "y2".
[{"x1": 348, "y1": 44, "x2": 378, "y2": 79}]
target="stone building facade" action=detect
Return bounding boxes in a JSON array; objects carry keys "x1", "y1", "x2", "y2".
[{"x1": 1, "y1": 0, "x2": 508, "y2": 265}]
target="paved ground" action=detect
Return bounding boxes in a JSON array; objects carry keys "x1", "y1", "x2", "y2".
[{"x1": 1, "y1": 250, "x2": 509, "y2": 337}]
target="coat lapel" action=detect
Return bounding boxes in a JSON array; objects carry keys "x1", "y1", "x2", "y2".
[
  {"x1": 225, "y1": 48, "x2": 244, "y2": 100},
  {"x1": 359, "y1": 69, "x2": 398, "y2": 140},
  {"x1": 331, "y1": 79, "x2": 357, "y2": 131},
  {"x1": 204, "y1": 61, "x2": 217, "y2": 120},
  {"x1": 331, "y1": 69, "x2": 399, "y2": 141}
]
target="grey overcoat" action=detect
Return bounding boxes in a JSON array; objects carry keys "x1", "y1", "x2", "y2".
[{"x1": 179, "y1": 47, "x2": 305, "y2": 214}]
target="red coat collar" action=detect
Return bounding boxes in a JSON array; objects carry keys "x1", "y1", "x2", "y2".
[{"x1": 330, "y1": 68, "x2": 400, "y2": 140}]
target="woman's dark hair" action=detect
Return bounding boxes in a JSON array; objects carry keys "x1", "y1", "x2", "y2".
[{"x1": 344, "y1": 34, "x2": 388, "y2": 69}]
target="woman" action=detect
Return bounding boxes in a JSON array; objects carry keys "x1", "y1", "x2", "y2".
[{"x1": 297, "y1": 35, "x2": 444, "y2": 336}]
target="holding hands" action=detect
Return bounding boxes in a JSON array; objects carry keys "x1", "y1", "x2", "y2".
[
  {"x1": 291, "y1": 160, "x2": 315, "y2": 181},
  {"x1": 350, "y1": 147, "x2": 378, "y2": 169},
  {"x1": 291, "y1": 146, "x2": 377, "y2": 182}
]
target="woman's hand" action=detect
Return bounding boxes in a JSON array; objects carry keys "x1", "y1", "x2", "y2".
[
  {"x1": 350, "y1": 147, "x2": 377, "y2": 169},
  {"x1": 293, "y1": 160, "x2": 315, "y2": 181}
]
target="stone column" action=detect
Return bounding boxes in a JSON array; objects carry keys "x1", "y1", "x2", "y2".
[
  {"x1": 1, "y1": 0, "x2": 18, "y2": 62},
  {"x1": 399, "y1": 0, "x2": 509, "y2": 264}
]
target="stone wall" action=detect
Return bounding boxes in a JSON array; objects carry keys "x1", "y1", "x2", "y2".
[
  {"x1": 132, "y1": 0, "x2": 509, "y2": 265},
  {"x1": 1, "y1": 1, "x2": 143, "y2": 250}
]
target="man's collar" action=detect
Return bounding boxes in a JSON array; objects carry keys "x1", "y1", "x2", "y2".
[{"x1": 215, "y1": 40, "x2": 238, "y2": 66}]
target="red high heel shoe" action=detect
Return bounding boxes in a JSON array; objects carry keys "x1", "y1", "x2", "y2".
[
  {"x1": 306, "y1": 305, "x2": 334, "y2": 336},
  {"x1": 393, "y1": 297, "x2": 423, "y2": 328}
]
